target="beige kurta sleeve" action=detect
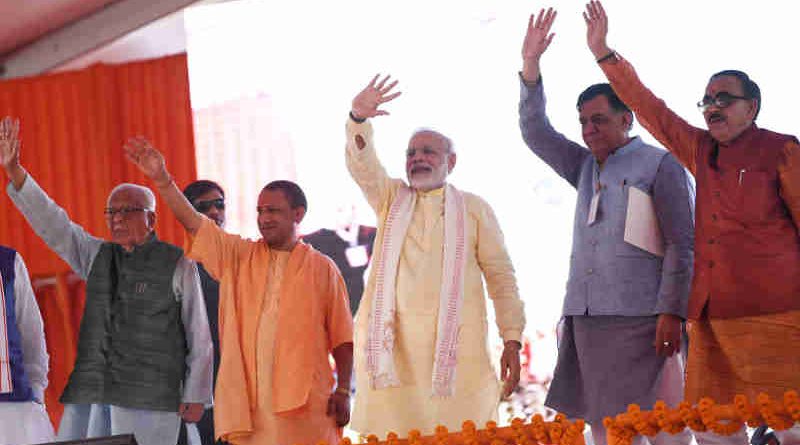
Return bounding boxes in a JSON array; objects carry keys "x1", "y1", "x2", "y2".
[
  {"x1": 473, "y1": 196, "x2": 525, "y2": 343},
  {"x1": 345, "y1": 118, "x2": 404, "y2": 215}
]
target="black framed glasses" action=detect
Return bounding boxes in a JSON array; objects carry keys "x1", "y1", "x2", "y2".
[
  {"x1": 697, "y1": 92, "x2": 750, "y2": 111},
  {"x1": 193, "y1": 198, "x2": 225, "y2": 213},
  {"x1": 104, "y1": 207, "x2": 149, "y2": 218}
]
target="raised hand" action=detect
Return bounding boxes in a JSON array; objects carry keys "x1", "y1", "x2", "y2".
[
  {"x1": 523, "y1": 8, "x2": 557, "y2": 63},
  {"x1": 583, "y1": 0, "x2": 612, "y2": 59},
  {"x1": 351, "y1": 75, "x2": 402, "y2": 121},
  {"x1": 123, "y1": 136, "x2": 171, "y2": 186},
  {"x1": 0, "y1": 117, "x2": 21, "y2": 172},
  {"x1": 521, "y1": 8, "x2": 557, "y2": 83},
  {"x1": 124, "y1": 135, "x2": 204, "y2": 234}
]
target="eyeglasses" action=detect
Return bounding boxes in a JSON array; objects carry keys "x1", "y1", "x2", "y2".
[
  {"x1": 697, "y1": 92, "x2": 750, "y2": 111},
  {"x1": 104, "y1": 207, "x2": 150, "y2": 217},
  {"x1": 193, "y1": 198, "x2": 225, "y2": 213}
]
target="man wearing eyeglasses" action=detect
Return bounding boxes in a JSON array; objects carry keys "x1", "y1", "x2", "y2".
[
  {"x1": 583, "y1": 2, "x2": 800, "y2": 444},
  {"x1": 0, "y1": 117, "x2": 213, "y2": 445},
  {"x1": 519, "y1": 9, "x2": 694, "y2": 445},
  {"x1": 178, "y1": 180, "x2": 226, "y2": 445}
]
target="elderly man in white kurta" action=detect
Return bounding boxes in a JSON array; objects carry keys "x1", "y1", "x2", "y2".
[{"x1": 346, "y1": 75, "x2": 526, "y2": 436}]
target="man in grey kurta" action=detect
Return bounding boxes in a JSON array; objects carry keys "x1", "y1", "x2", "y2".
[
  {"x1": 0, "y1": 117, "x2": 213, "y2": 445},
  {"x1": 518, "y1": 10, "x2": 694, "y2": 445}
]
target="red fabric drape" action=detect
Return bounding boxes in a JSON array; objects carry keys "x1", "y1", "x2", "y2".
[{"x1": 0, "y1": 53, "x2": 197, "y2": 427}]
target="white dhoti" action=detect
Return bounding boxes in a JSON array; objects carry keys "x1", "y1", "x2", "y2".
[
  {"x1": 0, "y1": 401, "x2": 55, "y2": 445},
  {"x1": 58, "y1": 403, "x2": 181, "y2": 445}
]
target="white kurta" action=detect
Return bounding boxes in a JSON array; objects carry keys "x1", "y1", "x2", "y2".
[
  {"x1": 346, "y1": 119, "x2": 526, "y2": 436},
  {"x1": 0, "y1": 253, "x2": 55, "y2": 445}
]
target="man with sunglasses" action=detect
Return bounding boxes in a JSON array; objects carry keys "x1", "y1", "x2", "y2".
[
  {"x1": 583, "y1": 2, "x2": 800, "y2": 444},
  {"x1": 518, "y1": 9, "x2": 695, "y2": 445},
  {"x1": 0, "y1": 117, "x2": 213, "y2": 445},
  {"x1": 177, "y1": 180, "x2": 227, "y2": 445}
]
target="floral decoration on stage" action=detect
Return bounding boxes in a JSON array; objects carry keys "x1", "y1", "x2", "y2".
[{"x1": 604, "y1": 391, "x2": 800, "y2": 445}]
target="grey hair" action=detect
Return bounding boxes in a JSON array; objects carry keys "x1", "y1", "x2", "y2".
[
  {"x1": 107, "y1": 183, "x2": 157, "y2": 211},
  {"x1": 411, "y1": 127, "x2": 456, "y2": 154}
]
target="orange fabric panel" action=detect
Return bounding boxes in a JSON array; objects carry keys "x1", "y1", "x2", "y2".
[
  {"x1": 32, "y1": 273, "x2": 83, "y2": 427},
  {"x1": 0, "y1": 53, "x2": 197, "y2": 428}
]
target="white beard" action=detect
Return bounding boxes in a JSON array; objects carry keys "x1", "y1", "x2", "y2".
[{"x1": 408, "y1": 167, "x2": 448, "y2": 191}]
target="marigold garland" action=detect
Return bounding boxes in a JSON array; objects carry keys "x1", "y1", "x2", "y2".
[
  {"x1": 333, "y1": 391, "x2": 799, "y2": 445},
  {"x1": 345, "y1": 416, "x2": 585, "y2": 445},
  {"x1": 603, "y1": 390, "x2": 800, "y2": 445}
]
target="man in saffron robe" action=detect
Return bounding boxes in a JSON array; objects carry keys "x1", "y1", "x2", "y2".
[
  {"x1": 345, "y1": 76, "x2": 526, "y2": 436},
  {"x1": 124, "y1": 137, "x2": 354, "y2": 445},
  {"x1": 583, "y1": 2, "x2": 800, "y2": 444}
]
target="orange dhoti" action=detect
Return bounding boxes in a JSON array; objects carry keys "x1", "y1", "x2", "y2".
[{"x1": 685, "y1": 310, "x2": 800, "y2": 404}]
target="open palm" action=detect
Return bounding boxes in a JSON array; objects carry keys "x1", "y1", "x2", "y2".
[
  {"x1": 351, "y1": 74, "x2": 402, "y2": 120},
  {"x1": 584, "y1": 0, "x2": 610, "y2": 57},
  {"x1": 522, "y1": 8, "x2": 557, "y2": 62},
  {"x1": 0, "y1": 117, "x2": 20, "y2": 170},
  {"x1": 123, "y1": 136, "x2": 168, "y2": 181}
]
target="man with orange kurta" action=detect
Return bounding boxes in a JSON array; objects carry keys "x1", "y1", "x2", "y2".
[
  {"x1": 583, "y1": 2, "x2": 800, "y2": 444},
  {"x1": 124, "y1": 137, "x2": 354, "y2": 445}
]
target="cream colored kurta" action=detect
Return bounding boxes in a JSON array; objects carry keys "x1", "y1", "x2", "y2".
[{"x1": 346, "y1": 119, "x2": 526, "y2": 436}]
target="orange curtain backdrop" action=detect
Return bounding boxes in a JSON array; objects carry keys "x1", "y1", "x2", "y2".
[{"x1": 0, "y1": 53, "x2": 197, "y2": 426}]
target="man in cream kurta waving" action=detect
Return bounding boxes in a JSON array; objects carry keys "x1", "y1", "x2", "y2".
[{"x1": 346, "y1": 75, "x2": 526, "y2": 436}]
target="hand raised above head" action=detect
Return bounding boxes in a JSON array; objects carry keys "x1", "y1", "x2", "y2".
[
  {"x1": 0, "y1": 116, "x2": 21, "y2": 171},
  {"x1": 351, "y1": 74, "x2": 402, "y2": 121},
  {"x1": 583, "y1": 0, "x2": 612, "y2": 60},
  {"x1": 123, "y1": 136, "x2": 171, "y2": 185},
  {"x1": 522, "y1": 7, "x2": 557, "y2": 63}
]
